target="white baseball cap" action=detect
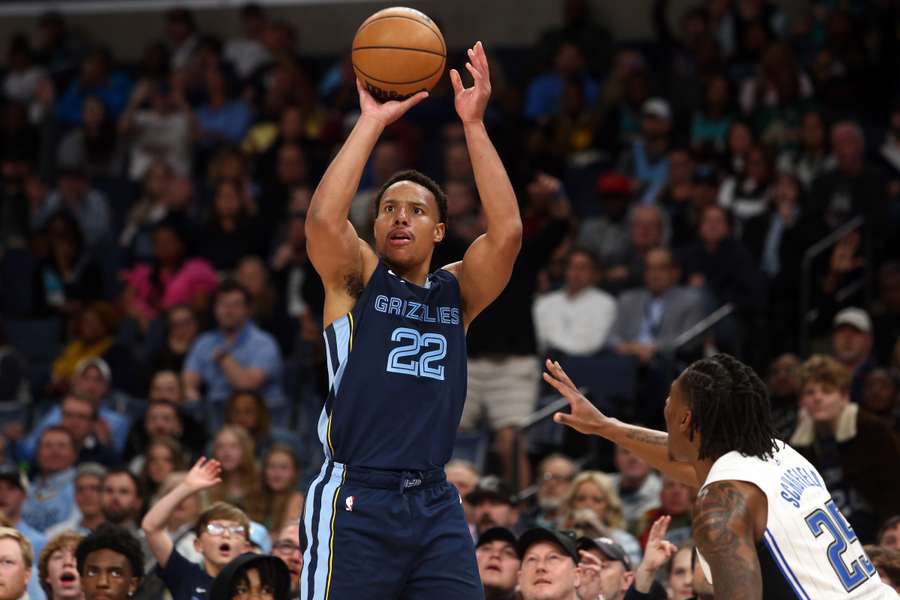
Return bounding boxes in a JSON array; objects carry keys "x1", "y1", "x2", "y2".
[
  {"x1": 641, "y1": 98, "x2": 672, "y2": 122},
  {"x1": 833, "y1": 307, "x2": 872, "y2": 333}
]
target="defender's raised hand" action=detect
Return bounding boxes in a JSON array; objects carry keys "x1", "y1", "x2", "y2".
[
  {"x1": 450, "y1": 41, "x2": 491, "y2": 124},
  {"x1": 184, "y1": 457, "x2": 223, "y2": 492},
  {"x1": 544, "y1": 359, "x2": 610, "y2": 435},
  {"x1": 356, "y1": 78, "x2": 428, "y2": 127}
]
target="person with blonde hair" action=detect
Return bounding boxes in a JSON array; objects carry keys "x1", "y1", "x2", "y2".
[
  {"x1": 208, "y1": 426, "x2": 264, "y2": 523},
  {"x1": 258, "y1": 445, "x2": 303, "y2": 533},
  {"x1": 38, "y1": 532, "x2": 83, "y2": 600},
  {"x1": 0, "y1": 527, "x2": 32, "y2": 600},
  {"x1": 558, "y1": 471, "x2": 641, "y2": 565}
]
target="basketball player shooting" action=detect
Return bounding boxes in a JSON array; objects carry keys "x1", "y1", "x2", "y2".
[
  {"x1": 301, "y1": 41, "x2": 521, "y2": 600},
  {"x1": 545, "y1": 354, "x2": 897, "y2": 599}
]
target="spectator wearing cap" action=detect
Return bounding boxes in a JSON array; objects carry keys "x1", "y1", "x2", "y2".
[
  {"x1": 0, "y1": 526, "x2": 34, "y2": 600},
  {"x1": 576, "y1": 172, "x2": 633, "y2": 271},
  {"x1": 610, "y1": 446, "x2": 661, "y2": 535},
  {"x1": 533, "y1": 246, "x2": 616, "y2": 357},
  {"x1": 184, "y1": 280, "x2": 285, "y2": 427},
  {"x1": 831, "y1": 307, "x2": 877, "y2": 403},
  {"x1": 32, "y1": 165, "x2": 111, "y2": 248},
  {"x1": 791, "y1": 355, "x2": 900, "y2": 543},
  {"x1": 576, "y1": 534, "x2": 664, "y2": 600},
  {"x1": 475, "y1": 527, "x2": 519, "y2": 600},
  {"x1": 45, "y1": 463, "x2": 108, "y2": 538},
  {"x1": 517, "y1": 527, "x2": 581, "y2": 600},
  {"x1": 58, "y1": 394, "x2": 119, "y2": 468},
  {"x1": 0, "y1": 465, "x2": 48, "y2": 600},
  {"x1": 467, "y1": 477, "x2": 521, "y2": 537},
  {"x1": 22, "y1": 427, "x2": 78, "y2": 533},
  {"x1": 618, "y1": 98, "x2": 672, "y2": 204}
]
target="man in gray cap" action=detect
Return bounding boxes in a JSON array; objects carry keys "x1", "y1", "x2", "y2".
[
  {"x1": 517, "y1": 528, "x2": 580, "y2": 600},
  {"x1": 475, "y1": 527, "x2": 519, "y2": 600},
  {"x1": 466, "y1": 476, "x2": 520, "y2": 536},
  {"x1": 618, "y1": 98, "x2": 673, "y2": 204},
  {"x1": 831, "y1": 307, "x2": 877, "y2": 402},
  {"x1": 575, "y1": 535, "x2": 633, "y2": 600}
]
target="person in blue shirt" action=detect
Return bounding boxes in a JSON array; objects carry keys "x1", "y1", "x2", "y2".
[
  {"x1": 55, "y1": 47, "x2": 131, "y2": 127},
  {"x1": 21, "y1": 427, "x2": 78, "y2": 534},
  {"x1": 0, "y1": 465, "x2": 48, "y2": 600},
  {"x1": 183, "y1": 281, "x2": 284, "y2": 428}
]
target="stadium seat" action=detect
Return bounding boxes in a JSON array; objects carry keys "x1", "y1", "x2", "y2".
[{"x1": 3, "y1": 317, "x2": 63, "y2": 398}]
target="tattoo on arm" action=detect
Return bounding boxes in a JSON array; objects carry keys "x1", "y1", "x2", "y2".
[
  {"x1": 625, "y1": 429, "x2": 668, "y2": 446},
  {"x1": 693, "y1": 482, "x2": 762, "y2": 600}
]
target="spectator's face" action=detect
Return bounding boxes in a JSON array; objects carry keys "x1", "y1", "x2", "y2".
[
  {"x1": 564, "y1": 252, "x2": 596, "y2": 294},
  {"x1": 476, "y1": 540, "x2": 520, "y2": 593},
  {"x1": 660, "y1": 479, "x2": 693, "y2": 515},
  {"x1": 263, "y1": 451, "x2": 297, "y2": 493},
  {"x1": 215, "y1": 290, "x2": 250, "y2": 331},
  {"x1": 879, "y1": 271, "x2": 900, "y2": 312},
  {"x1": 73, "y1": 366, "x2": 109, "y2": 402},
  {"x1": 146, "y1": 443, "x2": 176, "y2": 485},
  {"x1": 668, "y1": 547, "x2": 693, "y2": 600},
  {"x1": 214, "y1": 431, "x2": 243, "y2": 472},
  {"x1": 630, "y1": 208, "x2": 663, "y2": 252},
  {"x1": 101, "y1": 474, "x2": 141, "y2": 525},
  {"x1": 82, "y1": 96, "x2": 105, "y2": 129},
  {"x1": 373, "y1": 181, "x2": 445, "y2": 272},
  {"x1": 145, "y1": 404, "x2": 181, "y2": 439},
  {"x1": 644, "y1": 249, "x2": 677, "y2": 295},
  {"x1": 444, "y1": 144, "x2": 471, "y2": 181},
  {"x1": 767, "y1": 354, "x2": 801, "y2": 398},
  {"x1": 880, "y1": 522, "x2": 900, "y2": 550},
  {"x1": 80, "y1": 549, "x2": 137, "y2": 600},
  {"x1": 59, "y1": 174, "x2": 88, "y2": 202},
  {"x1": 473, "y1": 500, "x2": 518, "y2": 535},
  {"x1": 0, "y1": 539, "x2": 29, "y2": 600},
  {"x1": 772, "y1": 175, "x2": 799, "y2": 210},
  {"x1": 640, "y1": 114, "x2": 670, "y2": 140},
  {"x1": 75, "y1": 474, "x2": 103, "y2": 518},
  {"x1": 145, "y1": 162, "x2": 172, "y2": 200},
  {"x1": 579, "y1": 549, "x2": 631, "y2": 600},
  {"x1": 832, "y1": 125, "x2": 864, "y2": 171},
  {"x1": 272, "y1": 525, "x2": 302, "y2": 594},
  {"x1": 150, "y1": 371, "x2": 183, "y2": 404},
  {"x1": 554, "y1": 42, "x2": 584, "y2": 75},
  {"x1": 236, "y1": 259, "x2": 267, "y2": 297},
  {"x1": 445, "y1": 180, "x2": 476, "y2": 219},
  {"x1": 831, "y1": 325, "x2": 872, "y2": 366},
  {"x1": 232, "y1": 568, "x2": 273, "y2": 600},
  {"x1": 45, "y1": 544, "x2": 81, "y2": 599},
  {"x1": 862, "y1": 370, "x2": 897, "y2": 414},
  {"x1": 279, "y1": 108, "x2": 303, "y2": 140},
  {"x1": 153, "y1": 227, "x2": 185, "y2": 265},
  {"x1": 166, "y1": 307, "x2": 198, "y2": 347},
  {"x1": 372, "y1": 143, "x2": 404, "y2": 184},
  {"x1": 572, "y1": 482, "x2": 609, "y2": 521},
  {"x1": 195, "y1": 520, "x2": 246, "y2": 567},
  {"x1": 669, "y1": 151, "x2": 694, "y2": 186},
  {"x1": 614, "y1": 446, "x2": 651, "y2": 484},
  {"x1": 61, "y1": 397, "x2": 95, "y2": 444},
  {"x1": 537, "y1": 458, "x2": 575, "y2": 511},
  {"x1": 79, "y1": 310, "x2": 107, "y2": 344},
  {"x1": 705, "y1": 77, "x2": 728, "y2": 110},
  {"x1": 229, "y1": 393, "x2": 261, "y2": 432},
  {"x1": 166, "y1": 17, "x2": 191, "y2": 44},
  {"x1": 519, "y1": 541, "x2": 579, "y2": 600},
  {"x1": 801, "y1": 382, "x2": 849, "y2": 425},
  {"x1": 727, "y1": 123, "x2": 753, "y2": 157},
  {"x1": 801, "y1": 113, "x2": 825, "y2": 151},
  {"x1": 37, "y1": 431, "x2": 77, "y2": 475},
  {"x1": 699, "y1": 207, "x2": 729, "y2": 245},
  {"x1": 288, "y1": 187, "x2": 312, "y2": 215},
  {"x1": 277, "y1": 145, "x2": 307, "y2": 185},
  {"x1": 0, "y1": 481, "x2": 24, "y2": 520},
  {"x1": 745, "y1": 149, "x2": 769, "y2": 183}
]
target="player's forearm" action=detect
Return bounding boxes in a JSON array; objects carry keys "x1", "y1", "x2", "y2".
[
  {"x1": 307, "y1": 115, "x2": 383, "y2": 227},
  {"x1": 463, "y1": 121, "x2": 522, "y2": 245},
  {"x1": 599, "y1": 419, "x2": 699, "y2": 486}
]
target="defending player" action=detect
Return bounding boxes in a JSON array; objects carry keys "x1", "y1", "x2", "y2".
[
  {"x1": 302, "y1": 42, "x2": 521, "y2": 599},
  {"x1": 545, "y1": 354, "x2": 897, "y2": 599}
]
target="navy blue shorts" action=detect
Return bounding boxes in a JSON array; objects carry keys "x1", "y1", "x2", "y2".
[{"x1": 301, "y1": 461, "x2": 484, "y2": 600}]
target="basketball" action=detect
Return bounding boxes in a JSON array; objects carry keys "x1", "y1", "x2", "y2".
[{"x1": 352, "y1": 7, "x2": 446, "y2": 102}]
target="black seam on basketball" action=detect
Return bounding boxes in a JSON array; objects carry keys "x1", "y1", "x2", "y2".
[
  {"x1": 352, "y1": 45, "x2": 445, "y2": 58},
  {"x1": 355, "y1": 15, "x2": 445, "y2": 55},
  {"x1": 353, "y1": 60, "x2": 445, "y2": 85}
]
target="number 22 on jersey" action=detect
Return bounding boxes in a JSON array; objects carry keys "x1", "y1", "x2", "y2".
[{"x1": 386, "y1": 327, "x2": 447, "y2": 380}]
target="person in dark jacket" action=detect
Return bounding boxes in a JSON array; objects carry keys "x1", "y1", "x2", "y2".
[{"x1": 209, "y1": 553, "x2": 290, "y2": 600}]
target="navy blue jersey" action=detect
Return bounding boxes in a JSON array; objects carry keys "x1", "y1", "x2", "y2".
[{"x1": 318, "y1": 261, "x2": 466, "y2": 470}]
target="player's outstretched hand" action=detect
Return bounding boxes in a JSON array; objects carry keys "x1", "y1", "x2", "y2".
[
  {"x1": 356, "y1": 78, "x2": 428, "y2": 127},
  {"x1": 450, "y1": 41, "x2": 491, "y2": 124},
  {"x1": 544, "y1": 359, "x2": 609, "y2": 435},
  {"x1": 183, "y1": 457, "x2": 222, "y2": 492}
]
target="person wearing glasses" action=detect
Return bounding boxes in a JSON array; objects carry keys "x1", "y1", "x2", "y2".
[
  {"x1": 269, "y1": 525, "x2": 301, "y2": 599},
  {"x1": 142, "y1": 458, "x2": 251, "y2": 600},
  {"x1": 76, "y1": 524, "x2": 144, "y2": 600}
]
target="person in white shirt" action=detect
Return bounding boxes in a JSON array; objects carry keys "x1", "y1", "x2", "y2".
[{"x1": 533, "y1": 247, "x2": 616, "y2": 356}]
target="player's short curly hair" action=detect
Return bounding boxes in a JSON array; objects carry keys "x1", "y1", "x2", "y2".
[
  {"x1": 679, "y1": 353, "x2": 779, "y2": 461},
  {"x1": 75, "y1": 523, "x2": 144, "y2": 579},
  {"x1": 374, "y1": 169, "x2": 448, "y2": 224}
]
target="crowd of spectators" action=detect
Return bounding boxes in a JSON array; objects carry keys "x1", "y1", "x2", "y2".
[{"x1": 1, "y1": 0, "x2": 900, "y2": 598}]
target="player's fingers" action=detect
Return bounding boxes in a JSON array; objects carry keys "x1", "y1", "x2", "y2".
[
  {"x1": 449, "y1": 68, "x2": 464, "y2": 94},
  {"x1": 552, "y1": 360, "x2": 577, "y2": 388},
  {"x1": 661, "y1": 541, "x2": 678, "y2": 556},
  {"x1": 401, "y1": 90, "x2": 429, "y2": 109},
  {"x1": 553, "y1": 412, "x2": 572, "y2": 426},
  {"x1": 465, "y1": 62, "x2": 481, "y2": 82},
  {"x1": 542, "y1": 371, "x2": 568, "y2": 394},
  {"x1": 476, "y1": 41, "x2": 490, "y2": 75}
]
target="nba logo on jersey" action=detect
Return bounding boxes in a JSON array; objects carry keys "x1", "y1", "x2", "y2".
[{"x1": 345, "y1": 496, "x2": 355, "y2": 512}]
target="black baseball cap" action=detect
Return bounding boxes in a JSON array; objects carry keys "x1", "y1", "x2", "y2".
[
  {"x1": 517, "y1": 528, "x2": 580, "y2": 564},
  {"x1": 466, "y1": 476, "x2": 518, "y2": 506},
  {"x1": 0, "y1": 464, "x2": 28, "y2": 492},
  {"x1": 576, "y1": 536, "x2": 633, "y2": 570},
  {"x1": 476, "y1": 527, "x2": 517, "y2": 549}
]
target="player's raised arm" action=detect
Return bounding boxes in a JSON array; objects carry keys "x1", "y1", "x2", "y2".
[
  {"x1": 544, "y1": 359, "x2": 700, "y2": 486},
  {"x1": 306, "y1": 81, "x2": 428, "y2": 323},
  {"x1": 444, "y1": 42, "x2": 523, "y2": 327}
]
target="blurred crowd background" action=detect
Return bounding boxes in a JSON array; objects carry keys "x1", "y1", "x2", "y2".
[{"x1": 1, "y1": 0, "x2": 900, "y2": 598}]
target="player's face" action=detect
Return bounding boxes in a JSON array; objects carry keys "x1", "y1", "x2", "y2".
[
  {"x1": 519, "y1": 542, "x2": 579, "y2": 600},
  {"x1": 668, "y1": 547, "x2": 693, "y2": 599},
  {"x1": 46, "y1": 545, "x2": 81, "y2": 599},
  {"x1": 475, "y1": 540, "x2": 519, "y2": 592},
  {"x1": 80, "y1": 549, "x2": 138, "y2": 600},
  {"x1": 373, "y1": 181, "x2": 445, "y2": 271},
  {"x1": 801, "y1": 382, "x2": 849, "y2": 425},
  {"x1": 664, "y1": 377, "x2": 695, "y2": 462}
]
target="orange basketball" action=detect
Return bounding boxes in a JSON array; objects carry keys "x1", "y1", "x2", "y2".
[{"x1": 352, "y1": 7, "x2": 446, "y2": 102}]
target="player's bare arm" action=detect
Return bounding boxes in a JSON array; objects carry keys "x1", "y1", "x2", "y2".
[
  {"x1": 441, "y1": 42, "x2": 522, "y2": 328},
  {"x1": 306, "y1": 81, "x2": 428, "y2": 326},
  {"x1": 693, "y1": 481, "x2": 764, "y2": 600},
  {"x1": 543, "y1": 359, "x2": 700, "y2": 486}
]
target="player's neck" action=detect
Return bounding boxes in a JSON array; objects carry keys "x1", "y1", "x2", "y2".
[
  {"x1": 692, "y1": 458, "x2": 717, "y2": 486},
  {"x1": 385, "y1": 259, "x2": 431, "y2": 287}
]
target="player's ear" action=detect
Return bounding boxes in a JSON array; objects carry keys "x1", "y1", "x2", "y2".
[
  {"x1": 433, "y1": 222, "x2": 445, "y2": 243},
  {"x1": 680, "y1": 409, "x2": 692, "y2": 433}
]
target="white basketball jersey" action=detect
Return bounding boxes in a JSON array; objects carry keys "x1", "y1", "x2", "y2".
[{"x1": 697, "y1": 440, "x2": 897, "y2": 599}]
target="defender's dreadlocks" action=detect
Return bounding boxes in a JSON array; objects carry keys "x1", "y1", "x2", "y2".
[{"x1": 679, "y1": 353, "x2": 778, "y2": 461}]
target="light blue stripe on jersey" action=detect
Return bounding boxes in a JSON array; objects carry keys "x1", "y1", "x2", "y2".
[
  {"x1": 300, "y1": 460, "x2": 329, "y2": 600},
  {"x1": 764, "y1": 529, "x2": 811, "y2": 600},
  {"x1": 312, "y1": 461, "x2": 345, "y2": 599}
]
